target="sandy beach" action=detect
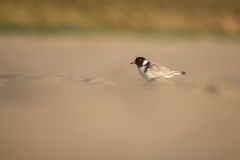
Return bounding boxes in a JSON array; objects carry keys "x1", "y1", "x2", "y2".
[{"x1": 0, "y1": 35, "x2": 240, "y2": 160}]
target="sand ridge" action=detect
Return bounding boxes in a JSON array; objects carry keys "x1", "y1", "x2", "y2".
[{"x1": 0, "y1": 73, "x2": 239, "y2": 97}]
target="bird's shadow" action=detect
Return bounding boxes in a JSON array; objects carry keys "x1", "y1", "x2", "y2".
[{"x1": 144, "y1": 77, "x2": 176, "y2": 85}]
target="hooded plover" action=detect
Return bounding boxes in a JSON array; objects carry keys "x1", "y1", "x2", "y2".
[{"x1": 130, "y1": 57, "x2": 186, "y2": 81}]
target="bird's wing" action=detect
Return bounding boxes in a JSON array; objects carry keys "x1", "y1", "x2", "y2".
[{"x1": 148, "y1": 62, "x2": 173, "y2": 77}]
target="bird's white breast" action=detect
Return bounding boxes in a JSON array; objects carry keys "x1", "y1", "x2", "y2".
[{"x1": 138, "y1": 66, "x2": 156, "y2": 81}]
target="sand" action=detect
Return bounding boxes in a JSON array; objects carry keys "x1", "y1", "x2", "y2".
[{"x1": 0, "y1": 34, "x2": 240, "y2": 160}]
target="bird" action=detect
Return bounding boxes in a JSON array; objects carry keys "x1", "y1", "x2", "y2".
[{"x1": 130, "y1": 57, "x2": 186, "y2": 81}]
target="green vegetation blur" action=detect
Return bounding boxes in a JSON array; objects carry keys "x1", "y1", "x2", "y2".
[{"x1": 1, "y1": 0, "x2": 239, "y2": 35}]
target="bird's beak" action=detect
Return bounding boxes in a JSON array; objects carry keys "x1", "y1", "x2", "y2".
[{"x1": 130, "y1": 61, "x2": 136, "y2": 64}]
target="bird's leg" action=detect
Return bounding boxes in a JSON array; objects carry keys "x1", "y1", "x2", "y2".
[{"x1": 147, "y1": 78, "x2": 157, "y2": 83}]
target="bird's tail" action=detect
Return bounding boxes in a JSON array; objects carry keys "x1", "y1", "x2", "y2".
[{"x1": 173, "y1": 71, "x2": 186, "y2": 75}]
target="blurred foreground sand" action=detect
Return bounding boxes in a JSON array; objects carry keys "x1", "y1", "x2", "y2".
[{"x1": 0, "y1": 35, "x2": 240, "y2": 160}]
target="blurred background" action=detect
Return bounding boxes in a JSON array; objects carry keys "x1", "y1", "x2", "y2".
[{"x1": 0, "y1": 0, "x2": 240, "y2": 36}]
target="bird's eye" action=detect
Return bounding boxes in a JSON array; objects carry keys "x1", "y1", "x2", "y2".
[{"x1": 138, "y1": 59, "x2": 141, "y2": 62}]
